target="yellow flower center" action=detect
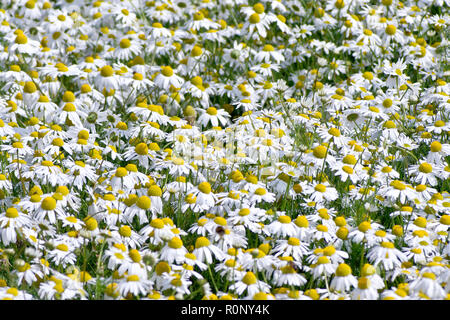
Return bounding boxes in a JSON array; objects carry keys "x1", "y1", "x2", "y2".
[
  {"x1": 358, "y1": 221, "x2": 371, "y2": 232},
  {"x1": 206, "y1": 107, "x2": 217, "y2": 115},
  {"x1": 434, "y1": 120, "x2": 445, "y2": 127},
  {"x1": 328, "y1": 128, "x2": 341, "y2": 137},
  {"x1": 278, "y1": 215, "x2": 291, "y2": 224},
  {"x1": 314, "y1": 184, "x2": 326, "y2": 193},
  {"x1": 249, "y1": 13, "x2": 260, "y2": 24},
  {"x1": 358, "y1": 277, "x2": 370, "y2": 289},
  {"x1": 439, "y1": 215, "x2": 450, "y2": 225},
  {"x1": 134, "y1": 142, "x2": 148, "y2": 155},
  {"x1": 340, "y1": 155, "x2": 356, "y2": 167},
  {"x1": 313, "y1": 145, "x2": 327, "y2": 159},
  {"x1": 191, "y1": 46, "x2": 203, "y2": 57},
  {"x1": 198, "y1": 182, "x2": 211, "y2": 194},
  {"x1": 385, "y1": 25, "x2": 397, "y2": 35},
  {"x1": 119, "y1": 38, "x2": 131, "y2": 48},
  {"x1": 287, "y1": 237, "x2": 300, "y2": 246},
  {"x1": 391, "y1": 180, "x2": 406, "y2": 190},
  {"x1": 381, "y1": 241, "x2": 395, "y2": 249},
  {"x1": 317, "y1": 256, "x2": 330, "y2": 265},
  {"x1": 419, "y1": 162, "x2": 432, "y2": 173},
  {"x1": 5, "y1": 208, "x2": 19, "y2": 218},
  {"x1": 15, "y1": 34, "x2": 28, "y2": 44},
  {"x1": 129, "y1": 249, "x2": 141, "y2": 263},
  {"x1": 193, "y1": 12, "x2": 204, "y2": 21},
  {"x1": 195, "y1": 236, "x2": 210, "y2": 248},
  {"x1": 161, "y1": 66, "x2": 173, "y2": 77},
  {"x1": 363, "y1": 29, "x2": 373, "y2": 36},
  {"x1": 294, "y1": 216, "x2": 309, "y2": 228},
  {"x1": 148, "y1": 185, "x2": 162, "y2": 197},
  {"x1": 65, "y1": 216, "x2": 78, "y2": 223},
  {"x1": 413, "y1": 217, "x2": 427, "y2": 228},
  {"x1": 342, "y1": 165, "x2": 354, "y2": 174},
  {"x1": 84, "y1": 216, "x2": 98, "y2": 230},
  {"x1": 335, "y1": 263, "x2": 352, "y2": 277},
  {"x1": 168, "y1": 237, "x2": 183, "y2": 249},
  {"x1": 133, "y1": 73, "x2": 143, "y2": 81},
  {"x1": 119, "y1": 225, "x2": 132, "y2": 237},
  {"x1": 41, "y1": 197, "x2": 56, "y2": 211},
  {"x1": 422, "y1": 272, "x2": 436, "y2": 280},
  {"x1": 255, "y1": 188, "x2": 266, "y2": 195},
  {"x1": 100, "y1": 65, "x2": 114, "y2": 77},
  {"x1": 214, "y1": 217, "x2": 227, "y2": 226},
  {"x1": 242, "y1": 272, "x2": 257, "y2": 285},
  {"x1": 136, "y1": 196, "x2": 151, "y2": 210},
  {"x1": 56, "y1": 244, "x2": 68, "y2": 251},
  {"x1": 430, "y1": 141, "x2": 442, "y2": 152},
  {"x1": 363, "y1": 72, "x2": 373, "y2": 80}
]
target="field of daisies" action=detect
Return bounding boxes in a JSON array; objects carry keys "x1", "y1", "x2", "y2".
[{"x1": 0, "y1": 0, "x2": 448, "y2": 301}]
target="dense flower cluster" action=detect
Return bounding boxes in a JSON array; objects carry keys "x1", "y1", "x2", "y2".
[{"x1": 0, "y1": 0, "x2": 448, "y2": 300}]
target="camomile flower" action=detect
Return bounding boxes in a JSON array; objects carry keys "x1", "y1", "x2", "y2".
[
  {"x1": 33, "y1": 95, "x2": 58, "y2": 122},
  {"x1": 426, "y1": 140, "x2": 450, "y2": 163},
  {"x1": 228, "y1": 207, "x2": 266, "y2": 234},
  {"x1": 267, "y1": 215, "x2": 297, "y2": 238},
  {"x1": 39, "y1": 61, "x2": 81, "y2": 78},
  {"x1": 0, "y1": 207, "x2": 31, "y2": 245},
  {"x1": 222, "y1": 42, "x2": 249, "y2": 69},
  {"x1": 348, "y1": 220, "x2": 380, "y2": 245},
  {"x1": 197, "y1": 107, "x2": 230, "y2": 128},
  {"x1": 148, "y1": 22, "x2": 172, "y2": 39},
  {"x1": 374, "y1": 162, "x2": 400, "y2": 182},
  {"x1": 14, "y1": 260, "x2": 45, "y2": 286},
  {"x1": 426, "y1": 119, "x2": 450, "y2": 135},
  {"x1": 1, "y1": 140, "x2": 34, "y2": 158},
  {"x1": 48, "y1": 242, "x2": 77, "y2": 267},
  {"x1": 229, "y1": 271, "x2": 271, "y2": 296},
  {"x1": 32, "y1": 195, "x2": 65, "y2": 224},
  {"x1": 187, "y1": 11, "x2": 220, "y2": 31},
  {"x1": 121, "y1": 73, "x2": 154, "y2": 94},
  {"x1": 303, "y1": 181, "x2": 339, "y2": 203},
  {"x1": 310, "y1": 256, "x2": 337, "y2": 280},
  {"x1": 248, "y1": 187, "x2": 276, "y2": 204},
  {"x1": 351, "y1": 276, "x2": 380, "y2": 300},
  {"x1": 123, "y1": 142, "x2": 156, "y2": 169},
  {"x1": 409, "y1": 161, "x2": 443, "y2": 186},
  {"x1": 251, "y1": 62, "x2": 280, "y2": 77},
  {"x1": 153, "y1": 66, "x2": 183, "y2": 90},
  {"x1": 271, "y1": 237, "x2": 310, "y2": 261},
  {"x1": 192, "y1": 236, "x2": 225, "y2": 264},
  {"x1": 272, "y1": 259, "x2": 307, "y2": 287},
  {"x1": 332, "y1": 161, "x2": 363, "y2": 184},
  {"x1": 123, "y1": 195, "x2": 152, "y2": 224},
  {"x1": 408, "y1": 272, "x2": 447, "y2": 299},
  {"x1": 188, "y1": 182, "x2": 217, "y2": 211},
  {"x1": 330, "y1": 263, "x2": 357, "y2": 292},
  {"x1": 9, "y1": 32, "x2": 40, "y2": 55},
  {"x1": 113, "y1": 38, "x2": 142, "y2": 61},
  {"x1": 161, "y1": 273, "x2": 192, "y2": 296},
  {"x1": 253, "y1": 44, "x2": 285, "y2": 64},
  {"x1": 159, "y1": 237, "x2": 188, "y2": 264},
  {"x1": 379, "y1": 180, "x2": 417, "y2": 203},
  {"x1": 57, "y1": 102, "x2": 85, "y2": 128},
  {"x1": 242, "y1": 11, "x2": 271, "y2": 39},
  {"x1": 22, "y1": 160, "x2": 68, "y2": 187},
  {"x1": 0, "y1": 173, "x2": 12, "y2": 192},
  {"x1": 93, "y1": 65, "x2": 120, "y2": 92},
  {"x1": 117, "y1": 274, "x2": 150, "y2": 297},
  {"x1": 367, "y1": 242, "x2": 408, "y2": 271}
]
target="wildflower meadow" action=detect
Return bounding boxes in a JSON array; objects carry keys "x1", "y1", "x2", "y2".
[{"x1": 0, "y1": 0, "x2": 449, "y2": 301}]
